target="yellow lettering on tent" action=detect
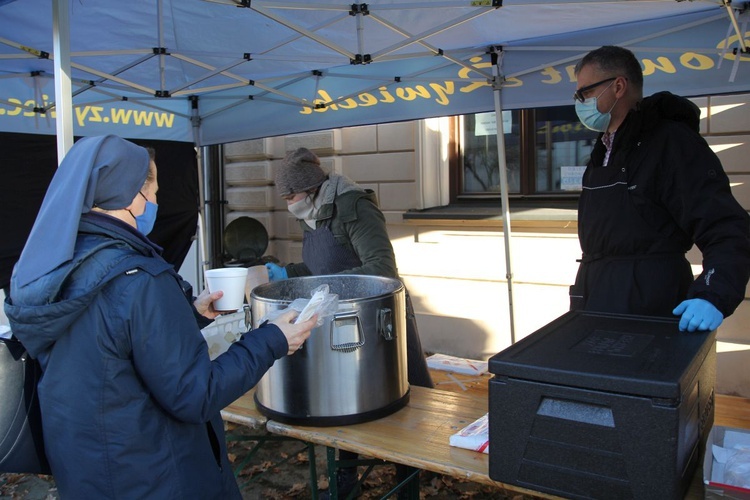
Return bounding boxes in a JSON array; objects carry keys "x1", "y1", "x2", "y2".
[
  {"x1": 23, "y1": 99, "x2": 37, "y2": 117},
  {"x1": 153, "y1": 112, "x2": 174, "y2": 128},
  {"x1": 641, "y1": 56, "x2": 676, "y2": 76},
  {"x1": 378, "y1": 87, "x2": 396, "y2": 103},
  {"x1": 322, "y1": 90, "x2": 339, "y2": 111},
  {"x1": 680, "y1": 52, "x2": 714, "y2": 70},
  {"x1": 717, "y1": 33, "x2": 750, "y2": 62},
  {"x1": 111, "y1": 108, "x2": 132, "y2": 124},
  {"x1": 541, "y1": 67, "x2": 563, "y2": 84},
  {"x1": 131, "y1": 110, "x2": 152, "y2": 126},
  {"x1": 358, "y1": 93, "x2": 378, "y2": 107},
  {"x1": 1, "y1": 98, "x2": 172, "y2": 128},
  {"x1": 429, "y1": 82, "x2": 454, "y2": 105},
  {"x1": 88, "y1": 107, "x2": 104, "y2": 122},
  {"x1": 339, "y1": 97, "x2": 358, "y2": 109},
  {"x1": 4, "y1": 98, "x2": 23, "y2": 116},
  {"x1": 458, "y1": 57, "x2": 491, "y2": 93},
  {"x1": 289, "y1": 45, "x2": 740, "y2": 118},
  {"x1": 299, "y1": 102, "x2": 313, "y2": 115},
  {"x1": 504, "y1": 76, "x2": 523, "y2": 88},
  {"x1": 565, "y1": 64, "x2": 577, "y2": 82},
  {"x1": 396, "y1": 86, "x2": 431, "y2": 101},
  {"x1": 299, "y1": 89, "x2": 371, "y2": 115},
  {"x1": 313, "y1": 90, "x2": 338, "y2": 112},
  {"x1": 75, "y1": 106, "x2": 90, "y2": 126}
]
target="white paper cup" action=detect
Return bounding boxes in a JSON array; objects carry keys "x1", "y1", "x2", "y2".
[{"x1": 205, "y1": 267, "x2": 249, "y2": 312}]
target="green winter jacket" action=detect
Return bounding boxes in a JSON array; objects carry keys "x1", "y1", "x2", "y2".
[{"x1": 285, "y1": 174, "x2": 398, "y2": 279}]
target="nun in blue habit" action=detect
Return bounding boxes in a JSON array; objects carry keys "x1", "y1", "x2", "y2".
[{"x1": 5, "y1": 135, "x2": 314, "y2": 499}]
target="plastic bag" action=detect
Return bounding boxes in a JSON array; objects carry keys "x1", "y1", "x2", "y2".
[
  {"x1": 724, "y1": 446, "x2": 750, "y2": 488},
  {"x1": 259, "y1": 284, "x2": 338, "y2": 328}
]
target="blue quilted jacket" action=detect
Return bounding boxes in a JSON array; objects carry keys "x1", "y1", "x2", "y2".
[{"x1": 5, "y1": 212, "x2": 287, "y2": 499}]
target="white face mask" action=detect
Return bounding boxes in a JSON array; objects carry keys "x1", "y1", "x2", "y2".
[{"x1": 288, "y1": 195, "x2": 315, "y2": 221}]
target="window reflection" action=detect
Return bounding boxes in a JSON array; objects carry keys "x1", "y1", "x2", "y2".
[
  {"x1": 534, "y1": 107, "x2": 597, "y2": 193},
  {"x1": 455, "y1": 106, "x2": 597, "y2": 197},
  {"x1": 460, "y1": 111, "x2": 520, "y2": 195}
]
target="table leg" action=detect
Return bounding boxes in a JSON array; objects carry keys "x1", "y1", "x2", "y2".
[
  {"x1": 327, "y1": 447, "x2": 338, "y2": 499},
  {"x1": 308, "y1": 442, "x2": 318, "y2": 500},
  {"x1": 383, "y1": 466, "x2": 419, "y2": 499},
  {"x1": 324, "y1": 446, "x2": 422, "y2": 499}
]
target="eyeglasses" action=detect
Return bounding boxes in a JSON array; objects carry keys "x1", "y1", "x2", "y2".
[{"x1": 573, "y1": 77, "x2": 616, "y2": 103}]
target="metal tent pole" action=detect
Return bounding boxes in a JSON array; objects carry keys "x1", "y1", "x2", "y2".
[
  {"x1": 52, "y1": 0, "x2": 73, "y2": 160},
  {"x1": 491, "y1": 47, "x2": 516, "y2": 344}
]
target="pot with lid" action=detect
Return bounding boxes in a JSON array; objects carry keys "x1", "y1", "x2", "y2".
[
  {"x1": 251, "y1": 275, "x2": 409, "y2": 426},
  {"x1": 223, "y1": 216, "x2": 269, "y2": 267}
]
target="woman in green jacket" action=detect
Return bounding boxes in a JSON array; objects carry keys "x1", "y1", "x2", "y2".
[{"x1": 266, "y1": 147, "x2": 433, "y2": 498}]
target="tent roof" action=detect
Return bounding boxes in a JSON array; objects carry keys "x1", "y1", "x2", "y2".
[{"x1": 0, "y1": 0, "x2": 748, "y2": 145}]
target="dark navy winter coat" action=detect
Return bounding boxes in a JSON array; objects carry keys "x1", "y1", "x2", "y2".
[{"x1": 5, "y1": 213, "x2": 288, "y2": 499}]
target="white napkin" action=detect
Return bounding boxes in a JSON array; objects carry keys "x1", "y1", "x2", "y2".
[
  {"x1": 427, "y1": 353, "x2": 488, "y2": 375},
  {"x1": 449, "y1": 413, "x2": 490, "y2": 454}
]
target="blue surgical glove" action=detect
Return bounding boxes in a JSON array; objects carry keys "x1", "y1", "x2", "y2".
[
  {"x1": 265, "y1": 262, "x2": 288, "y2": 282},
  {"x1": 672, "y1": 298, "x2": 723, "y2": 332}
]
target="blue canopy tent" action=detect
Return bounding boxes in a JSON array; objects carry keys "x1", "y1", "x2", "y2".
[
  {"x1": 1, "y1": 0, "x2": 748, "y2": 338},
  {"x1": 1, "y1": 1, "x2": 747, "y2": 145}
]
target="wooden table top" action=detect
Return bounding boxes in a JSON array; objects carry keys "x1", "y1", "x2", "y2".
[
  {"x1": 266, "y1": 385, "x2": 559, "y2": 499},
  {"x1": 219, "y1": 369, "x2": 493, "y2": 430},
  {"x1": 223, "y1": 369, "x2": 750, "y2": 499},
  {"x1": 221, "y1": 387, "x2": 266, "y2": 430}
]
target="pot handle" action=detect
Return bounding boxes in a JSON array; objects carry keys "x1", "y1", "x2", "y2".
[
  {"x1": 243, "y1": 304, "x2": 252, "y2": 331},
  {"x1": 329, "y1": 311, "x2": 365, "y2": 352},
  {"x1": 379, "y1": 308, "x2": 393, "y2": 340}
]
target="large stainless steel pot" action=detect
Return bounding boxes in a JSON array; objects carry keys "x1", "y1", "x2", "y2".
[{"x1": 251, "y1": 275, "x2": 409, "y2": 425}]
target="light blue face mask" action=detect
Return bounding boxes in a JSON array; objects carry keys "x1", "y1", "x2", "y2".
[
  {"x1": 129, "y1": 192, "x2": 159, "y2": 235},
  {"x1": 575, "y1": 80, "x2": 617, "y2": 132},
  {"x1": 136, "y1": 200, "x2": 159, "y2": 235}
]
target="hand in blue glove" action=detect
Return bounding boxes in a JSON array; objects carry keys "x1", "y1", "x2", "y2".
[
  {"x1": 672, "y1": 298, "x2": 723, "y2": 332},
  {"x1": 265, "y1": 262, "x2": 288, "y2": 282}
]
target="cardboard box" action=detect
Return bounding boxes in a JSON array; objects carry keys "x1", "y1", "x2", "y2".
[
  {"x1": 704, "y1": 425, "x2": 750, "y2": 499},
  {"x1": 488, "y1": 310, "x2": 716, "y2": 500}
]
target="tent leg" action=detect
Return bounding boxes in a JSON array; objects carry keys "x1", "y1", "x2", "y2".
[
  {"x1": 492, "y1": 47, "x2": 516, "y2": 344},
  {"x1": 52, "y1": 0, "x2": 73, "y2": 160}
]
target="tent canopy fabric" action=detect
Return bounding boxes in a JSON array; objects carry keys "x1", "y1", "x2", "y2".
[{"x1": 0, "y1": 0, "x2": 748, "y2": 146}]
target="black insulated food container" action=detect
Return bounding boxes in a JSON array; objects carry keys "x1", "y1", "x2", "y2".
[{"x1": 488, "y1": 310, "x2": 716, "y2": 500}]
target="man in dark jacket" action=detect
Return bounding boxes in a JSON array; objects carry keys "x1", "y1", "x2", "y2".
[
  {"x1": 5, "y1": 135, "x2": 315, "y2": 499},
  {"x1": 570, "y1": 45, "x2": 750, "y2": 331}
]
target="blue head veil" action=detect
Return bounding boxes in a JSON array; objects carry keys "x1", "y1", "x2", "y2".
[{"x1": 13, "y1": 135, "x2": 150, "y2": 288}]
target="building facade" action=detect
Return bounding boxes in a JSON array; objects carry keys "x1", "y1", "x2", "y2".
[{"x1": 221, "y1": 94, "x2": 750, "y2": 397}]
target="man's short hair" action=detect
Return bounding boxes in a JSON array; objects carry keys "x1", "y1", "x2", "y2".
[{"x1": 575, "y1": 46, "x2": 644, "y2": 92}]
